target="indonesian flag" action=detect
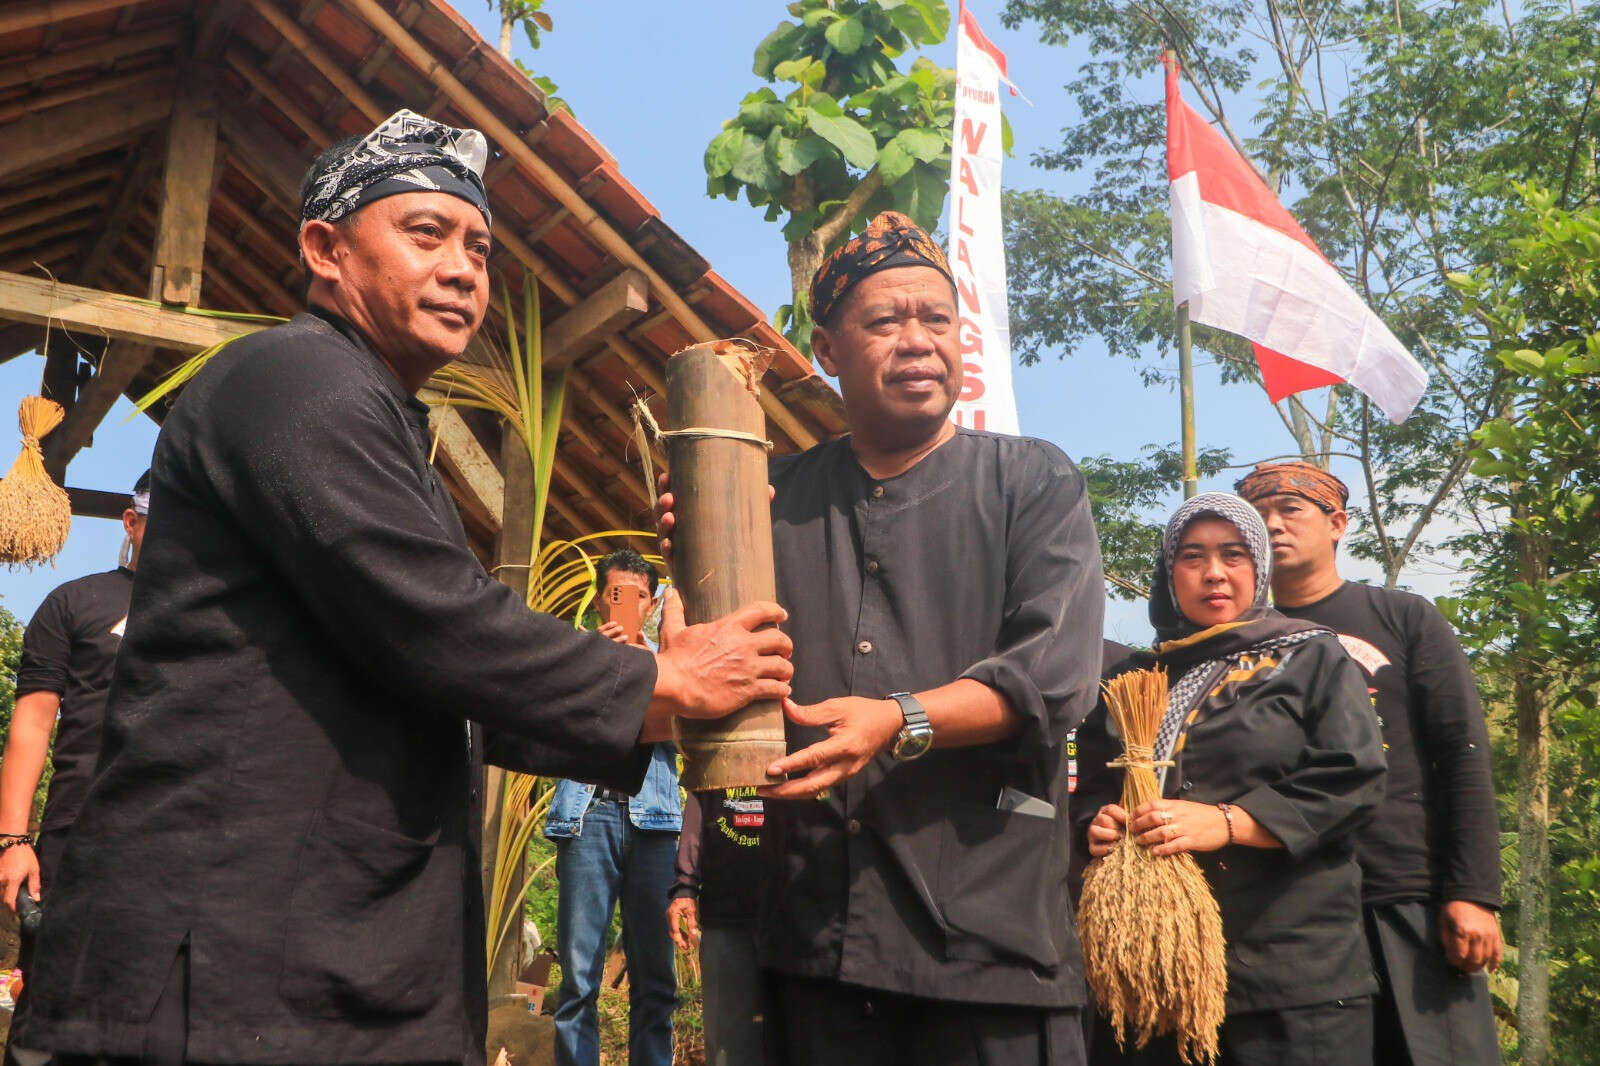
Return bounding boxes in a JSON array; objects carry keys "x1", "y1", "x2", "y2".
[{"x1": 1166, "y1": 61, "x2": 1427, "y2": 423}]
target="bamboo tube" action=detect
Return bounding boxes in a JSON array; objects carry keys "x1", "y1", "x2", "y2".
[{"x1": 665, "y1": 342, "x2": 787, "y2": 790}]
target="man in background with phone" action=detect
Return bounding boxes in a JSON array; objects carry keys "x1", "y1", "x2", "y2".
[{"x1": 544, "y1": 549, "x2": 683, "y2": 1066}]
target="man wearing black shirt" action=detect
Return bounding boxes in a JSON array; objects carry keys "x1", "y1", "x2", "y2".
[
  {"x1": 1239, "y1": 461, "x2": 1502, "y2": 1066},
  {"x1": 12, "y1": 111, "x2": 793, "y2": 1066},
  {"x1": 661, "y1": 212, "x2": 1104, "y2": 1065},
  {"x1": 1, "y1": 472, "x2": 149, "y2": 1066}
]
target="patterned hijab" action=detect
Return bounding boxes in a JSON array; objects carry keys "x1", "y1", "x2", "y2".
[
  {"x1": 1145, "y1": 493, "x2": 1330, "y2": 776},
  {"x1": 808, "y1": 211, "x2": 953, "y2": 325},
  {"x1": 300, "y1": 109, "x2": 491, "y2": 228}
]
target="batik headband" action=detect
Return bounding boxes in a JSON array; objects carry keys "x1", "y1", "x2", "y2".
[
  {"x1": 131, "y1": 491, "x2": 149, "y2": 516},
  {"x1": 299, "y1": 109, "x2": 492, "y2": 227},
  {"x1": 808, "y1": 211, "x2": 954, "y2": 325},
  {"x1": 1234, "y1": 461, "x2": 1349, "y2": 513}
]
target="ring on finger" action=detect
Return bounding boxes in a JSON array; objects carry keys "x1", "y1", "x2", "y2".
[
  {"x1": 1165, "y1": 824, "x2": 1175, "y2": 841},
  {"x1": 1159, "y1": 809, "x2": 1174, "y2": 823}
]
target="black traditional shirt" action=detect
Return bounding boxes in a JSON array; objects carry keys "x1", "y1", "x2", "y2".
[
  {"x1": 15, "y1": 567, "x2": 134, "y2": 832},
  {"x1": 758, "y1": 429, "x2": 1103, "y2": 1007},
  {"x1": 17, "y1": 310, "x2": 655, "y2": 1066},
  {"x1": 1278, "y1": 581, "x2": 1501, "y2": 908}
]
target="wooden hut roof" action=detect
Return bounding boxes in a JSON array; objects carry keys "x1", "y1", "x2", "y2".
[{"x1": 0, "y1": 0, "x2": 847, "y2": 560}]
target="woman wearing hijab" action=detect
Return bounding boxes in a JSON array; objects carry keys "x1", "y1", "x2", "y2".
[{"x1": 1074, "y1": 492, "x2": 1386, "y2": 1066}]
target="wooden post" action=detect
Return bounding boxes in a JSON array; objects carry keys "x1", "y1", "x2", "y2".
[
  {"x1": 666, "y1": 343, "x2": 787, "y2": 790},
  {"x1": 483, "y1": 422, "x2": 536, "y2": 999}
]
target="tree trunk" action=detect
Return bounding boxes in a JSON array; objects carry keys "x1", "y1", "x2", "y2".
[
  {"x1": 787, "y1": 235, "x2": 826, "y2": 319},
  {"x1": 1514, "y1": 519, "x2": 1552, "y2": 1065},
  {"x1": 498, "y1": 10, "x2": 513, "y2": 58}
]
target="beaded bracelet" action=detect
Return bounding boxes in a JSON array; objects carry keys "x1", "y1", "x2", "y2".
[
  {"x1": 1216, "y1": 803, "x2": 1235, "y2": 846},
  {"x1": 0, "y1": 834, "x2": 34, "y2": 852}
]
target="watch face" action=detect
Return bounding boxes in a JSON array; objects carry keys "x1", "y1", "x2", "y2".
[{"x1": 895, "y1": 729, "x2": 934, "y2": 760}]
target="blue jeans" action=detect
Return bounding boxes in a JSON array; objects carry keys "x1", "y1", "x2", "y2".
[{"x1": 553, "y1": 797, "x2": 678, "y2": 1066}]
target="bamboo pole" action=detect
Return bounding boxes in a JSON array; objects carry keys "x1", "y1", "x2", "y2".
[
  {"x1": 666, "y1": 343, "x2": 787, "y2": 790},
  {"x1": 1177, "y1": 302, "x2": 1197, "y2": 499}
]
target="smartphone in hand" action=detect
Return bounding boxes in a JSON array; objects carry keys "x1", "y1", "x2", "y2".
[{"x1": 607, "y1": 584, "x2": 644, "y2": 644}]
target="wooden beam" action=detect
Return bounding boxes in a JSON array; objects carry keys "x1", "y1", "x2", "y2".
[
  {"x1": 421, "y1": 398, "x2": 504, "y2": 529},
  {"x1": 0, "y1": 166, "x2": 119, "y2": 216},
  {"x1": 0, "y1": 66, "x2": 171, "y2": 125},
  {"x1": 0, "y1": 191, "x2": 109, "y2": 240},
  {"x1": 42, "y1": 342, "x2": 153, "y2": 479},
  {"x1": 0, "y1": 82, "x2": 173, "y2": 183},
  {"x1": 542, "y1": 269, "x2": 650, "y2": 371},
  {"x1": 216, "y1": 96, "x2": 309, "y2": 215},
  {"x1": 550, "y1": 453, "x2": 631, "y2": 531},
  {"x1": 225, "y1": 47, "x2": 329, "y2": 145},
  {"x1": 201, "y1": 223, "x2": 299, "y2": 314},
  {"x1": 0, "y1": 24, "x2": 184, "y2": 93},
  {"x1": 566, "y1": 363, "x2": 666, "y2": 472},
  {"x1": 0, "y1": 270, "x2": 258, "y2": 351},
  {"x1": 0, "y1": 216, "x2": 100, "y2": 262},
  {"x1": 149, "y1": 69, "x2": 221, "y2": 305},
  {"x1": 0, "y1": 0, "x2": 138, "y2": 35},
  {"x1": 79, "y1": 141, "x2": 162, "y2": 288},
  {"x1": 66, "y1": 486, "x2": 131, "y2": 520}
]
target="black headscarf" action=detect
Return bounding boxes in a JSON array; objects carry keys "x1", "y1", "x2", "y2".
[
  {"x1": 808, "y1": 210, "x2": 954, "y2": 325},
  {"x1": 299, "y1": 109, "x2": 492, "y2": 228}
]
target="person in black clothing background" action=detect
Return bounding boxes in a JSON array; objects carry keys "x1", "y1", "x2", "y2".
[
  {"x1": 668, "y1": 788, "x2": 768, "y2": 1066},
  {"x1": 1238, "y1": 462, "x2": 1502, "y2": 1066},
  {"x1": 1, "y1": 471, "x2": 150, "y2": 1066},
  {"x1": 1078, "y1": 492, "x2": 1385, "y2": 1066}
]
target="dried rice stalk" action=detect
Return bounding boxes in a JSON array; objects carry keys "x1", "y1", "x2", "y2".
[
  {"x1": 1078, "y1": 667, "x2": 1227, "y2": 1065},
  {"x1": 0, "y1": 397, "x2": 71, "y2": 567}
]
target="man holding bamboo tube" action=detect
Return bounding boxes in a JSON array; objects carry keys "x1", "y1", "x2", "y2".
[
  {"x1": 13, "y1": 111, "x2": 794, "y2": 1066},
  {"x1": 659, "y1": 211, "x2": 1105, "y2": 1066}
]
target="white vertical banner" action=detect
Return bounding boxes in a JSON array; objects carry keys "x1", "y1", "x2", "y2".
[{"x1": 947, "y1": 1, "x2": 1019, "y2": 435}]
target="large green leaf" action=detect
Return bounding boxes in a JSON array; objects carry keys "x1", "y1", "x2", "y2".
[
  {"x1": 753, "y1": 21, "x2": 800, "y2": 77},
  {"x1": 877, "y1": 138, "x2": 916, "y2": 183},
  {"x1": 730, "y1": 130, "x2": 779, "y2": 189},
  {"x1": 824, "y1": 16, "x2": 867, "y2": 55},
  {"x1": 807, "y1": 108, "x2": 878, "y2": 169},
  {"x1": 895, "y1": 126, "x2": 946, "y2": 163},
  {"x1": 704, "y1": 126, "x2": 742, "y2": 177}
]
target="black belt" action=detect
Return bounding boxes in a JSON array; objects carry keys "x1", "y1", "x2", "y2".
[{"x1": 592, "y1": 787, "x2": 633, "y2": 804}]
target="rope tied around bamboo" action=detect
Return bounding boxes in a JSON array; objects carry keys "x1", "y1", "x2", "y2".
[
  {"x1": 1077, "y1": 667, "x2": 1228, "y2": 1065},
  {"x1": 0, "y1": 396, "x2": 72, "y2": 568}
]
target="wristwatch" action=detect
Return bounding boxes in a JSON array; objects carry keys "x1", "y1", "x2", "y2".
[{"x1": 888, "y1": 692, "x2": 934, "y2": 761}]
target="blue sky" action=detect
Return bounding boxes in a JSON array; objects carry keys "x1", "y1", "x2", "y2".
[{"x1": 0, "y1": 1, "x2": 1434, "y2": 643}]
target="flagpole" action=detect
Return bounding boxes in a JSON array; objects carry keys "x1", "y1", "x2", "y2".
[{"x1": 1177, "y1": 301, "x2": 1198, "y2": 498}]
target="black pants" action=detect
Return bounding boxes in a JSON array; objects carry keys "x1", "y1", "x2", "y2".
[
  {"x1": 768, "y1": 973, "x2": 1086, "y2": 1066},
  {"x1": 1089, "y1": 997, "x2": 1373, "y2": 1066},
  {"x1": 1365, "y1": 903, "x2": 1501, "y2": 1066}
]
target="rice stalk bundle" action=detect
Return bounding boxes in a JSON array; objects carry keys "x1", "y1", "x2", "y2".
[
  {"x1": 1078, "y1": 667, "x2": 1227, "y2": 1065},
  {"x1": 0, "y1": 396, "x2": 70, "y2": 567}
]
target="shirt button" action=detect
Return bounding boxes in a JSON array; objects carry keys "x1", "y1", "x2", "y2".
[
  {"x1": 871, "y1": 485, "x2": 884, "y2": 498},
  {"x1": 846, "y1": 819, "x2": 862, "y2": 834},
  {"x1": 865, "y1": 560, "x2": 879, "y2": 575},
  {"x1": 856, "y1": 640, "x2": 873, "y2": 654},
  {"x1": 1182, "y1": 780, "x2": 1193, "y2": 791}
]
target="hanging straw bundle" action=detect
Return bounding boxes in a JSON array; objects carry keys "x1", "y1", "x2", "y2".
[
  {"x1": 1078, "y1": 667, "x2": 1227, "y2": 1065},
  {"x1": 0, "y1": 397, "x2": 71, "y2": 567}
]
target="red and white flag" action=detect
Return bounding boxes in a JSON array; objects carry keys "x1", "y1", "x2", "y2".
[
  {"x1": 948, "y1": 1, "x2": 1019, "y2": 435},
  {"x1": 1166, "y1": 61, "x2": 1427, "y2": 423}
]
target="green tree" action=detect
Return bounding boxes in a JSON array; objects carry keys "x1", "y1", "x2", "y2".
[
  {"x1": 705, "y1": 0, "x2": 961, "y2": 352},
  {"x1": 1449, "y1": 186, "x2": 1600, "y2": 1064},
  {"x1": 999, "y1": 0, "x2": 1600, "y2": 586}
]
